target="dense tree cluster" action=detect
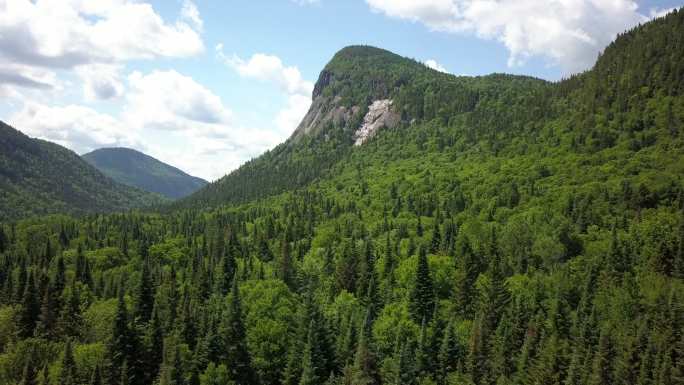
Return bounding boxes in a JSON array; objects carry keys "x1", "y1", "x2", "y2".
[
  {"x1": 1, "y1": 8, "x2": 684, "y2": 385},
  {"x1": 0, "y1": 122, "x2": 165, "y2": 220}
]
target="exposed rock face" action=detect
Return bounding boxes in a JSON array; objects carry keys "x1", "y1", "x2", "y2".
[
  {"x1": 291, "y1": 95, "x2": 361, "y2": 140},
  {"x1": 354, "y1": 99, "x2": 399, "y2": 146},
  {"x1": 291, "y1": 96, "x2": 399, "y2": 145}
]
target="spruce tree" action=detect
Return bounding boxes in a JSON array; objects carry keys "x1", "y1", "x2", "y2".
[
  {"x1": 220, "y1": 245, "x2": 237, "y2": 295},
  {"x1": 221, "y1": 279, "x2": 255, "y2": 385},
  {"x1": 134, "y1": 260, "x2": 154, "y2": 324},
  {"x1": 299, "y1": 321, "x2": 320, "y2": 385},
  {"x1": 455, "y1": 235, "x2": 479, "y2": 317},
  {"x1": 335, "y1": 239, "x2": 358, "y2": 294},
  {"x1": 108, "y1": 287, "x2": 131, "y2": 385},
  {"x1": 59, "y1": 281, "x2": 82, "y2": 338},
  {"x1": 589, "y1": 329, "x2": 614, "y2": 385},
  {"x1": 60, "y1": 339, "x2": 78, "y2": 385},
  {"x1": 430, "y1": 220, "x2": 441, "y2": 254},
  {"x1": 278, "y1": 237, "x2": 294, "y2": 288},
  {"x1": 145, "y1": 305, "x2": 164, "y2": 384},
  {"x1": 18, "y1": 271, "x2": 39, "y2": 338},
  {"x1": 409, "y1": 246, "x2": 434, "y2": 323},
  {"x1": 351, "y1": 310, "x2": 379, "y2": 385}
]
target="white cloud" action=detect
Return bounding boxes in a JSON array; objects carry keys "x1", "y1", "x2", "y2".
[
  {"x1": 76, "y1": 64, "x2": 125, "y2": 101},
  {"x1": 7, "y1": 68, "x2": 284, "y2": 181},
  {"x1": 366, "y1": 0, "x2": 668, "y2": 74},
  {"x1": 0, "y1": 0, "x2": 203, "y2": 98},
  {"x1": 181, "y1": 0, "x2": 203, "y2": 31},
  {"x1": 275, "y1": 94, "x2": 314, "y2": 134},
  {"x1": 217, "y1": 45, "x2": 314, "y2": 134},
  {"x1": 124, "y1": 70, "x2": 233, "y2": 132},
  {"x1": 217, "y1": 47, "x2": 314, "y2": 97},
  {"x1": 0, "y1": 0, "x2": 203, "y2": 67},
  {"x1": 424, "y1": 59, "x2": 449, "y2": 73},
  {"x1": 9, "y1": 101, "x2": 140, "y2": 154}
]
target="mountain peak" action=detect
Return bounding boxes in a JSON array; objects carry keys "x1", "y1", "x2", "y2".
[{"x1": 82, "y1": 147, "x2": 207, "y2": 200}]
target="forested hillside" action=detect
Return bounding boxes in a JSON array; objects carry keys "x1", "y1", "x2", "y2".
[
  {"x1": 0, "y1": 122, "x2": 165, "y2": 220},
  {"x1": 82, "y1": 148, "x2": 207, "y2": 200},
  {"x1": 0, "y1": 8, "x2": 683, "y2": 385}
]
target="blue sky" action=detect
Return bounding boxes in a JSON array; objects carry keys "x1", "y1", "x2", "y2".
[{"x1": 1, "y1": 0, "x2": 681, "y2": 180}]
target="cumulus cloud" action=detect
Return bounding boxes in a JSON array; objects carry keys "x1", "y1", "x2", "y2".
[
  {"x1": 76, "y1": 64, "x2": 125, "y2": 101},
  {"x1": 7, "y1": 68, "x2": 283, "y2": 181},
  {"x1": 218, "y1": 48, "x2": 314, "y2": 97},
  {"x1": 366, "y1": 0, "x2": 667, "y2": 74},
  {"x1": 0, "y1": 0, "x2": 203, "y2": 96},
  {"x1": 424, "y1": 59, "x2": 449, "y2": 73},
  {"x1": 9, "y1": 101, "x2": 140, "y2": 154},
  {"x1": 217, "y1": 44, "x2": 314, "y2": 134},
  {"x1": 181, "y1": 0, "x2": 203, "y2": 31},
  {"x1": 123, "y1": 70, "x2": 233, "y2": 132}
]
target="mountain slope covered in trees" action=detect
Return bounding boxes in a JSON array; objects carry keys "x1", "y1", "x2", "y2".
[
  {"x1": 0, "y1": 122, "x2": 165, "y2": 220},
  {"x1": 0, "y1": 9, "x2": 683, "y2": 385},
  {"x1": 82, "y1": 148, "x2": 207, "y2": 200}
]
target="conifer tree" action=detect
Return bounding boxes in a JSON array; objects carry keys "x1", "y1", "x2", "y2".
[
  {"x1": 455, "y1": 235, "x2": 479, "y2": 317},
  {"x1": 221, "y1": 279, "x2": 255, "y2": 385},
  {"x1": 18, "y1": 271, "x2": 39, "y2": 338},
  {"x1": 60, "y1": 339, "x2": 78, "y2": 385},
  {"x1": 278, "y1": 237, "x2": 294, "y2": 288},
  {"x1": 409, "y1": 246, "x2": 434, "y2": 323},
  {"x1": 36, "y1": 285, "x2": 57, "y2": 339},
  {"x1": 351, "y1": 310, "x2": 379, "y2": 385},
  {"x1": 90, "y1": 366, "x2": 103, "y2": 385},
  {"x1": 145, "y1": 305, "x2": 164, "y2": 383},
  {"x1": 134, "y1": 260, "x2": 154, "y2": 324},
  {"x1": 589, "y1": 329, "x2": 614, "y2": 385},
  {"x1": 430, "y1": 220, "x2": 441, "y2": 254},
  {"x1": 59, "y1": 281, "x2": 82, "y2": 338},
  {"x1": 335, "y1": 240, "x2": 357, "y2": 294},
  {"x1": 299, "y1": 321, "x2": 320, "y2": 385}
]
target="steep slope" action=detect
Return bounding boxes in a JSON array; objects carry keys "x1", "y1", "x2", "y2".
[
  {"x1": 179, "y1": 46, "x2": 551, "y2": 209},
  {"x1": 82, "y1": 147, "x2": 207, "y2": 199},
  {"x1": 0, "y1": 122, "x2": 165, "y2": 219}
]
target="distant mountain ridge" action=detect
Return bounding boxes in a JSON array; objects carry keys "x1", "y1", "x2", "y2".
[
  {"x1": 82, "y1": 147, "x2": 207, "y2": 199},
  {"x1": 0, "y1": 121, "x2": 164, "y2": 219}
]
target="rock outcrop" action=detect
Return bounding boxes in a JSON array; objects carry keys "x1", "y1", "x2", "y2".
[{"x1": 354, "y1": 99, "x2": 399, "y2": 145}]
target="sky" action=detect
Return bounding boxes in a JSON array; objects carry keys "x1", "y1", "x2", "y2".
[{"x1": 1, "y1": 0, "x2": 682, "y2": 181}]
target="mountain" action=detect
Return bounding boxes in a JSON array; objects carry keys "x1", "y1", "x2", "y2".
[
  {"x1": 177, "y1": 46, "x2": 550, "y2": 208},
  {"x1": 182, "y1": 9, "x2": 684, "y2": 210},
  {"x1": 1, "y1": 9, "x2": 683, "y2": 385},
  {"x1": 0, "y1": 121, "x2": 165, "y2": 219},
  {"x1": 82, "y1": 147, "x2": 207, "y2": 200}
]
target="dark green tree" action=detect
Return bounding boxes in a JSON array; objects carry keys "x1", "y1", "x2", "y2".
[
  {"x1": 60, "y1": 339, "x2": 78, "y2": 385},
  {"x1": 220, "y1": 279, "x2": 255, "y2": 385},
  {"x1": 409, "y1": 246, "x2": 434, "y2": 323}
]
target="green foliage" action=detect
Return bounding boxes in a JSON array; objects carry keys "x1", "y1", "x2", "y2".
[{"x1": 0, "y1": 122, "x2": 166, "y2": 220}]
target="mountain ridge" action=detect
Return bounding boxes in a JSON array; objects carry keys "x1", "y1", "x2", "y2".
[
  {"x1": 82, "y1": 147, "x2": 207, "y2": 200},
  {"x1": 0, "y1": 121, "x2": 165, "y2": 219}
]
